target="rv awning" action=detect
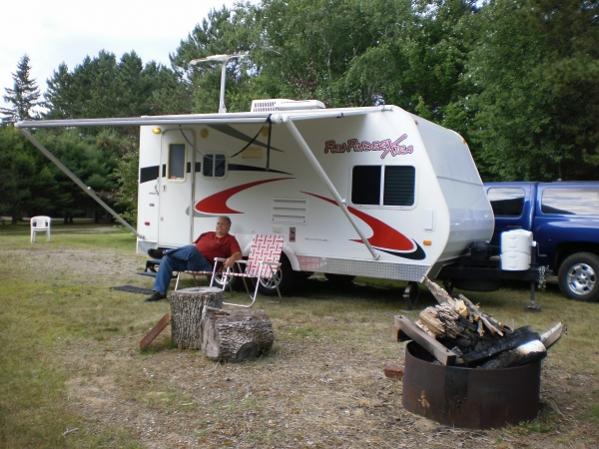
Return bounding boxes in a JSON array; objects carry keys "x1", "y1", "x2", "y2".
[
  {"x1": 16, "y1": 105, "x2": 389, "y2": 257},
  {"x1": 15, "y1": 106, "x2": 388, "y2": 129}
]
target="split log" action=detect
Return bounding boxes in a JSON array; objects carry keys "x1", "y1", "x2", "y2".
[
  {"x1": 480, "y1": 339, "x2": 547, "y2": 369},
  {"x1": 461, "y1": 326, "x2": 540, "y2": 366},
  {"x1": 201, "y1": 308, "x2": 274, "y2": 362},
  {"x1": 169, "y1": 287, "x2": 224, "y2": 349},
  {"x1": 422, "y1": 277, "x2": 454, "y2": 304},
  {"x1": 421, "y1": 277, "x2": 509, "y2": 339},
  {"x1": 393, "y1": 315, "x2": 459, "y2": 365},
  {"x1": 140, "y1": 313, "x2": 171, "y2": 351},
  {"x1": 540, "y1": 322, "x2": 565, "y2": 349}
]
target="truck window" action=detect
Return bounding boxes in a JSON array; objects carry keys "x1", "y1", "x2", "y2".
[
  {"x1": 202, "y1": 154, "x2": 226, "y2": 177},
  {"x1": 168, "y1": 143, "x2": 185, "y2": 180},
  {"x1": 541, "y1": 188, "x2": 599, "y2": 216},
  {"x1": 487, "y1": 187, "x2": 525, "y2": 216},
  {"x1": 352, "y1": 165, "x2": 415, "y2": 206}
]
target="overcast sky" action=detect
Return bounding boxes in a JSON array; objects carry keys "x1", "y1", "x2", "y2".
[{"x1": 0, "y1": 0, "x2": 250, "y2": 109}]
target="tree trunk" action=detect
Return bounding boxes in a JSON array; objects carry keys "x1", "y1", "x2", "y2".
[
  {"x1": 201, "y1": 308, "x2": 274, "y2": 362},
  {"x1": 169, "y1": 287, "x2": 224, "y2": 349}
]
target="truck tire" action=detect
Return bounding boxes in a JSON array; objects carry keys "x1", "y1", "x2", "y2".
[{"x1": 558, "y1": 252, "x2": 599, "y2": 302}]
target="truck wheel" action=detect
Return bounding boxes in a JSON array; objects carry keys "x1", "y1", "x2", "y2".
[{"x1": 558, "y1": 252, "x2": 599, "y2": 302}]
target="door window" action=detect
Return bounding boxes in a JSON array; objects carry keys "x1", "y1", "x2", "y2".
[{"x1": 168, "y1": 144, "x2": 185, "y2": 180}]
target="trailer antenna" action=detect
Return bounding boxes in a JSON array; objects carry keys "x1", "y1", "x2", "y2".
[{"x1": 189, "y1": 52, "x2": 249, "y2": 114}]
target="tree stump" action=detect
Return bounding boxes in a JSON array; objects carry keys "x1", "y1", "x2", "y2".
[
  {"x1": 201, "y1": 308, "x2": 274, "y2": 362},
  {"x1": 169, "y1": 287, "x2": 223, "y2": 349}
]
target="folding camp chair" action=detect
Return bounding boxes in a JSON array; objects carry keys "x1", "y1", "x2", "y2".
[
  {"x1": 217, "y1": 234, "x2": 284, "y2": 308},
  {"x1": 173, "y1": 259, "x2": 226, "y2": 291}
]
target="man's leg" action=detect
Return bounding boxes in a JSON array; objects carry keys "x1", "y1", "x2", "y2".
[
  {"x1": 186, "y1": 247, "x2": 212, "y2": 272},
  {"x1": 147, "y1": 248, "x2": 189, "y2": 301}
]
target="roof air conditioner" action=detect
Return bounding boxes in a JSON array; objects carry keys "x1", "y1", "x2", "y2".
[{"x1": 250, "y1": 99, "x2": 326, "y2": 113}]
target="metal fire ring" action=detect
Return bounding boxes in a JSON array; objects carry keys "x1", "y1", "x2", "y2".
[{"x1": 402, "y1": 341, "x2": 541, "y2": 428}]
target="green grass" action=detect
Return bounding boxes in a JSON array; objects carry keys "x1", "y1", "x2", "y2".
[
  {"x1": 0, "y1": 225, "x2": 598, "y2": 448},
  {"x1": 0, "y1": 226, "x2": 143, "y2": 448}
]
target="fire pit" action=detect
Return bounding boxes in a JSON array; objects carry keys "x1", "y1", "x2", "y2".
[
  {"x1": 402, "y1": 341, "x2": 541, "y2": 428},
  {"x1": 392, "y1": 278, "x2": 565, "y2": 429}
]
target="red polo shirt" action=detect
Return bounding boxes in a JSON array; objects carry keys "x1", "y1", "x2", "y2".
[{"x1": 194, "y1": 232, "x2": 241, "y2": 262}]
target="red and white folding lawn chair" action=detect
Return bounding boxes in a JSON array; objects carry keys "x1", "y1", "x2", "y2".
[
  {"x1": 173, "y1": 259, "x2": 227, "y2": 291},
  {"x1": 217, "y1": 234, "x2": 284, "y2": 308}
]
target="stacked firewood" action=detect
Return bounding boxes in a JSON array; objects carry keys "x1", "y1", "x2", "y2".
[{"x1": 393, "y1": 277, "x2": 564, "y2": 368}]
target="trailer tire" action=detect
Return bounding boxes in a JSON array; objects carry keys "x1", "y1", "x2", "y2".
[
  {"x1": 558, "y1": 252, "x2": 599, "y2": 302},
  {"x1": 257, "y1": 254, "x2": 304, "y2": 296}
]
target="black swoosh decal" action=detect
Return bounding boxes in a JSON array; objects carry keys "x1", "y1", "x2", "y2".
[{"x1": 377, "y1": 243, "x2": 426, "y2": 260}]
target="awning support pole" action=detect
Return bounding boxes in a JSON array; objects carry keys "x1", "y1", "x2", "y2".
[
  {"x1": 283, "y1": 118, "x2": 379, "y2": 260},
  {"x1": 18, "y1": 128, "x2": 143, "y2": 239}
]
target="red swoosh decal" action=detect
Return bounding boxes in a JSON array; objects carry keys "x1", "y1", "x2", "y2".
[
  {"x1": 303, "y1": 191, "x2": 415, "y2": 252},
  {"x1": 195, "y1": 177, "x2": 292, "y2": 214}
]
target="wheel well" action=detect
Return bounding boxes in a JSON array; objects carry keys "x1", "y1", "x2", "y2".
[
  {"x1": 281, "y1": 246, "x2": 301, "y2": 271},
  {"x1": 555, "y1": 243, "x2": 599, "y2": 270}
]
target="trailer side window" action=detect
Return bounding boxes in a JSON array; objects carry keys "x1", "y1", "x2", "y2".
[
  {"x1": 168, "y1": 144, "x2": 185, "y2": 180},
  {"x1": 352, "y1": 166, "x2": 381, "y2": 205},
  {"x1": 203, "y1": 154, "x2": 226, "y2": 177},
  {"x1": 384, "y1": 166, "x2": 415, "y2": 206},
  {"x1": 487, "y1": 187, "x2": 525, "y2": 216},
  {"x1": 541, "y1": 188, "x2": 599, "y2": 216}
]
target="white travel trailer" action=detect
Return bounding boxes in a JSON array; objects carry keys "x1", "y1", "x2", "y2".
[
  {"x1": 134, "y1": 99, "x2": 494, "y2": 292},
  {"x1": 17, "y1": 99, "x2": 494, "y2": 294}
]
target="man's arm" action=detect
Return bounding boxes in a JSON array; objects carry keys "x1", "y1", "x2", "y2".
[
  {"x1": 223, "y1": 251, "x2": 241, "y2": 269},
  {"x1": 223, "y1": 236, "x2": 242, "y2": 269}
]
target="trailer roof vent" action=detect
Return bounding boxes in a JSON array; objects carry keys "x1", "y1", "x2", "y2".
[{"x1": 250, "y1": 99, "x2": 326, "y2": 113}]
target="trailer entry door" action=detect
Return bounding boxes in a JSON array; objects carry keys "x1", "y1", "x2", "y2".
[{"x1": 158, "y1": 129, "x2": 195, "y2": 246}]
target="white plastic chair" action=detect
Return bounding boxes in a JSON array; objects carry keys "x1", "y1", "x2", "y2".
[{"x1": 30, "y1": 216, "x2": 51, "y2": 243}]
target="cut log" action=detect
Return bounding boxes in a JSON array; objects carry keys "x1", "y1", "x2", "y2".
[
  {"x1": 393, "y1": 315, "x2": 459, "y2": 365},
  {"x1": 201, "y1": 308, "x2": 274, "y2": 362},
  {"x1": 169, "y1": 287, "x2": 224, "y2": 349}
]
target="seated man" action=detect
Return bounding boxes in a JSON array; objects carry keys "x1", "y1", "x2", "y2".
[{"x1": 145, "y1": 216, "x2": 241, "y2": 302}]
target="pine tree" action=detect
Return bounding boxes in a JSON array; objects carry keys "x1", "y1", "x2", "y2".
[{"x1": 1, "y1": 55, "x2": 41, "y2": 123}]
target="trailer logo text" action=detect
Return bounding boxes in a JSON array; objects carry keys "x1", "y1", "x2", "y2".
[{"x1": 324, "y1": 134, "x2": 413, "y2": 159}]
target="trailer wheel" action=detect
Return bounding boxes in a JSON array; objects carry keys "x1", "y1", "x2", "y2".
[
  {"x1": 558, "y1": 252, "x2": 599, "y2": 302},
  {"x1": 258, "y1": 254, "x2": 304, "y2": 296},
  {"x1": 211, "y1": 271, "x2": 234, "y2": 290}
]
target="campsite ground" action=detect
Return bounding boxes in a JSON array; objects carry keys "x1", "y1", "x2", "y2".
[{"x1": 0, "y1": 224, "x2": 597, "y2": 449}]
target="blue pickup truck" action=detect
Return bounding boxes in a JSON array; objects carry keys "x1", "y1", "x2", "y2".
[{"x1": 485, "y1": 181, "x2": 599, "y2": 302}]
